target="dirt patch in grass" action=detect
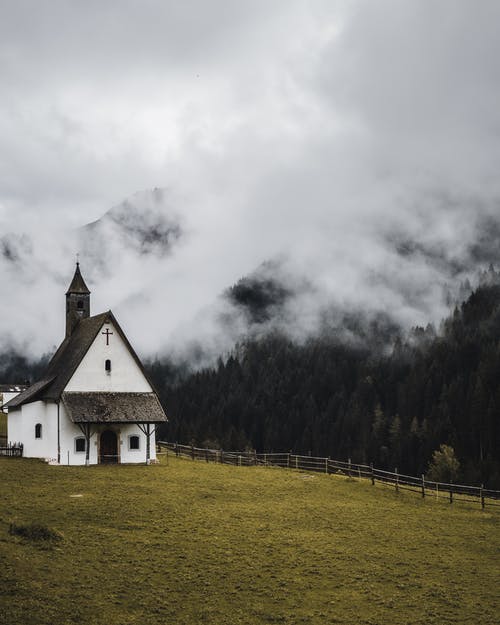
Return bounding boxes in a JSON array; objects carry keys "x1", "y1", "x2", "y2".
[{"x1": 9, "y1": 522, "x2": 63, "y2": 543}]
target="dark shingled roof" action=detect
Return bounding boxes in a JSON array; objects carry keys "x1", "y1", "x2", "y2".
[
  {"x1": 66, "y1": 262, "x2": 90, "y2": 294},
  {"x1": 62, "y1": 392, "x2": 167, "y2": 423},
  {"x1": 6, "y1": 312, "x2": 109, "y2": 407},
  {"x1": 5, "y1": 311, "x2": 165, "y2": 422}
]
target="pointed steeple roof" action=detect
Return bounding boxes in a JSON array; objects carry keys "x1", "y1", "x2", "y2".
[{"x1": 66, "y1": 262, "x2": 90, "y2": 295}]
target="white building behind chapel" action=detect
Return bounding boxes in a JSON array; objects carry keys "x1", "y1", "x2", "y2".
[{"x1": 1, "y1": 385, "x2": 28, "y2": 414}]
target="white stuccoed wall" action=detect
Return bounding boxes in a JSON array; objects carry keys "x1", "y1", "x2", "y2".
[
  {"x1": 8, "y1": 401, "x2": 58, "y2": 461},
  {"x1": 6, "y1": 407, "x2": 22, "y2": 443},
  {"x1": 59, "y1": 403, "x2": 157, "y2": 466},
  {"x1": 119, "y1": 425, "x2": 157, "y2": 463},
  {"x1": 62, "y1": 320, "x2": 157, "y2": 464},
  {"x1": 7, "y1": 319, "x2": 159, "y2": 465},
  {"x1": 65, "y1": 321, "x2": 152, "y2": 392},
  {"x1": 59, "y1": 405, "x2": 93, "y2": 465},
  {"x1": 9, "y1": 401, "x2": 157, "y2": 465}
]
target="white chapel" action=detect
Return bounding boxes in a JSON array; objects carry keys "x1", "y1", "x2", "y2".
[{"x1": 6, "y1": 263, "x2": 167, "y2": 465}]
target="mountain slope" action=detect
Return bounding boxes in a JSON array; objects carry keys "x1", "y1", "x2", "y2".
[
  {"x1": 78, "y1": 188, "x2": 182, "y2": 267},
  {"x1": 153, "y1": 282, "x2": 500, "y2": 487}
]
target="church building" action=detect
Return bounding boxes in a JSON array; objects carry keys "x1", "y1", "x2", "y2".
[{"x1": 6, "y1": 263, "x2": 167, "y2": 465}]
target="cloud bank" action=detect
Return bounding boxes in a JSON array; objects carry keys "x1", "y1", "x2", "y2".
[{"x1": 1, "y1": 1, "x2": 500, "y2": 362}]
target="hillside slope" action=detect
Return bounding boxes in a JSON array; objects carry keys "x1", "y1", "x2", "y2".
[
  {"x1": 1, "y1": 457, "x2": 498, "y2": 625},
  {"x1": 155, "y1": 283, "x2": 500, "y2": 487}
]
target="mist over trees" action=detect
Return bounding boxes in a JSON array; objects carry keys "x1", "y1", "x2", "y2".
[
  {"x1": 1, "y1": 270, "x2": 500, "y2": 487},
  {"x1": 150, "y1": 278, "x2": 500, "y2": 488},
  {"x1": 0, "y1": 352, "x2": 49, "y2": 386}
]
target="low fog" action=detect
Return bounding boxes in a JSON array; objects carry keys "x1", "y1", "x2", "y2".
[{"x1": 1, "y1": 1, "x2": 500, "y2": 362}]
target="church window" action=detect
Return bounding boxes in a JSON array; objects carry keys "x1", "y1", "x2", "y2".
[
  {"x1": 75, "y1": 437, "x2": 86, "y2": 453},
  {"x1": 128, "y1": 435, "x2": 140, "y2": 450},
  {"x1": 35, "y1": 423, "x2": 42, "y2": 439},
  {"x1": 105, "y1": 359, "x2": 112, "y2": 372},
  {"x1": 77, "y1": 300, "x2": 84, "y2": 309}
]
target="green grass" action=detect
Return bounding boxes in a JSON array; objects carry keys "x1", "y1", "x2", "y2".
[{"x1": 0, "y1": 456, "x2": 498, "y2": 625}]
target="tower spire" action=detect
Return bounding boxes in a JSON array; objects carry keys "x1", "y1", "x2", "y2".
[{"x1": 65, "y1": 261, "x2": 91, "y2": 337}]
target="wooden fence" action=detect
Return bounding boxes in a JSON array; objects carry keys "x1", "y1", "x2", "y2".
[
  {"x1": 0, "y1": 442, "x2": 23, "y2": 457},
  {"x1": 157, "y1": 441, "x2": 500, "y2": 510}
]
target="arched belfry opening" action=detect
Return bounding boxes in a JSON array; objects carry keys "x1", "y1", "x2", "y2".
[{"x1": 66, "y1": 262, "x2": 91, "y2": 337}]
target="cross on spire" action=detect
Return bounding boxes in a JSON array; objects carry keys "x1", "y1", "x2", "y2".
[{"x1": 102, "y1": 328, "x2": 113, "y2": 345}]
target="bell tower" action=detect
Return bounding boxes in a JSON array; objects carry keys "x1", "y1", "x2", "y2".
[{"x1": 66, "y1": 262, "x2": 91, "y2": 337}]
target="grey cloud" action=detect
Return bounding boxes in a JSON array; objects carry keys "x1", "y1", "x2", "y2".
[
  {"x1": 0, "y1": 0, "x2": 294, "y2": 86},
  {"x1": 314, "y1": 1, "x2": 500, "y2": 192},
  {"x1": 80, "y1": 188, "x2": 182, "y2": 272},
  {"x1": 1, "y1": 1, "x2": 500, "y2": 363}
]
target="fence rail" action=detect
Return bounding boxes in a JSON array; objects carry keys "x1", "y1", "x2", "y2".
[
  {"x1": 0, "y1": 442, "x2": 23, "y2": 457},
  {"x1": 158, "y1": 441, "x2": 500, "y2": 510}
]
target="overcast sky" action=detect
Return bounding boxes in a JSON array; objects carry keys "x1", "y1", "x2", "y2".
[{"x1": 1, "y1": 0, "x2": 500, "y2": 360}]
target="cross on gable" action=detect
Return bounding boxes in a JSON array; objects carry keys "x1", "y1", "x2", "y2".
[{"x1": 102, "y1": 327, "x2": 113, "y2": 345}]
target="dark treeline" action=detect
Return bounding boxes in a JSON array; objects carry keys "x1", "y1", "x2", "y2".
[
  {"x1": 1, "y1": 278, "x2": 499, "y2": 487},
  {"x1": 151, "y1": 283, "x2": 500, "y2": 488},
  {"x1": 0, "y1": 352, "x2": 49, "y2": 386}
]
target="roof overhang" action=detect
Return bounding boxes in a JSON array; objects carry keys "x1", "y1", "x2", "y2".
[
  {"x1": 4, "y1": 378, "x2": 56, "y2": 409},
  {"x1": 61, "y1": 392, "x2": 168, "y2": 424}
]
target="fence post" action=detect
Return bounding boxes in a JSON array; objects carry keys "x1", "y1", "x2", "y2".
[
  {"x1": 191, "y1": 445, "x2": 195, "y2": 460},
  {"x1": 326, "y1": 457, "x2": 329, "y2": 474},
  {"x1": 348, "y1": 458, "x2": 351, "y2": 478},
  {"x1": 421, "y1": 474, "x2": 425, "y2": 498},
  {"x1": 395, "y1": 467, "x2": 399, "y2": 493},
  {"x1": 295, "y1": 455, "x2": 298, "y2": 470},
  {"x1": 175, "y1": 443, "x2": 179, "y2": 457},
  {"x1": 238, "y1": 455, "x2": 242, "y2": 467},
  {"x1": 254, "y1": 450, "x2": 257, "y2": 466},
  {"x1": 449, "y1": 483, "x2": 453, "y2": 504},
  {"x1": 220, "y1": 449, "x2": 224, "y2": 464},
  {"x1": 287, "y1": 453, "x2": 290, "y2": 469},
  {"x1": 370, "y1": 463, "x2": 375, "y2": 486},
  {"x1": 264, "y1": 453, "x2": 267, "y2": 466},
  {"x1": 480, "y1": 484, "x2": 485, "y2": 510}
]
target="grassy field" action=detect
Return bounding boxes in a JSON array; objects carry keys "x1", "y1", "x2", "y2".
[{"x1": 0, "y1": 456, "x2": 498, "y2": 625}]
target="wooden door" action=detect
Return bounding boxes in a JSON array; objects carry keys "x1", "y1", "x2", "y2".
[{"x1": 100, "y1": 430, "x2": 118, "y2": 464}]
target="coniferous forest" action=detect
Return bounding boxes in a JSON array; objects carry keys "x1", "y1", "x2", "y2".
[
  {"x1": 1, "y1": 281, "x2": 499, "y2": 487},
  {"x1": 148, "y1": 282, "x2": 500, "y2": 488}
]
